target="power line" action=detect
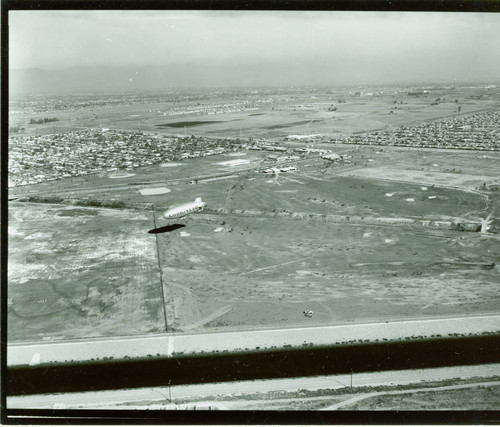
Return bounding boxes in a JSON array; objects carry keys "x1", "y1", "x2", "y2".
[{"x1": 152, "y1": 206, "x2": 168, "y2": 333}]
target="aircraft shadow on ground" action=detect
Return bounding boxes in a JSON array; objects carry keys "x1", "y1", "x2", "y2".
[{"x1": 148, "y1": 224, "x2": 185, "y2": 234}]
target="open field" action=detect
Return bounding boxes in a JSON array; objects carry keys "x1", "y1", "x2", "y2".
[
  {"x1": 11, "y1": 145, "x2": 497, "y2": 219},
  {"x1": 10, "y1": 199, "x2": 498, "y2": 340},
  {"x1": 170, "y1": 380, "x2": 500, "y2": 411},
  {"x1": 9, "y1": 85, "x2": 500, "y2": 139},
  {"x1": 8, "y1": 143, "x2": 500, "y2": 339},
  {"x1": 158, "y1": 215, "x2": 498, "y2": 331},
  {"x1": 8, "y1": 204, "x2": 164, "y2": 341},
  {"x1": 198, "y1": 381, "x2": 500, "y2": 411},
  {"x1": 344, "y1": 383, "x2": 500, "y2": 411},
  {"x1": 7, "y1": 85, "x2": 500, "y2": 344}
]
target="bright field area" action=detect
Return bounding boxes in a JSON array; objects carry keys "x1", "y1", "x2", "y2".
[
  {"x1": 158, "y1": 214, "x2": 499, "y2": 331},
  {"x1": 8, "y1": 204, "x2": 165, "y2": 341},
  {"x1": 8, "y1": 143, "x2": 500, "y2": 340}
]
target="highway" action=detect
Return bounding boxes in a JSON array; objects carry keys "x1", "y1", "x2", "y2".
[
  {"x1": 7, "y1": 363, "x2": 500, "y2": 409},
  {"x1": 8, "y1": 314, "x2": 500, "y2": 366}
]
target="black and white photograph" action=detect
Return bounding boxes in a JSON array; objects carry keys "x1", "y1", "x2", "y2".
[{"x1": 3, "y1": 4, "x2": 500, "y2": 422}]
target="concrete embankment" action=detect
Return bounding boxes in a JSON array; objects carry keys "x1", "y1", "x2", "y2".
[
  {"x1": 7, "y1": 316, "x2": 500, "y2": 395},
  {"x1": 9, "y1": 316, "x2": 500, "y2": 367},
  {"x1": 7, "y1": 335, "x2": 499, "y2": 396}
]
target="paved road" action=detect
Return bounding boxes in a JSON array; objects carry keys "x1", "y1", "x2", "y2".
[
  {"x1": 8, "y1": 314, "x2": 500, "y2": 366},
  {"x1": 7, "y1": 363, "x2": 500, "y2": 409}
]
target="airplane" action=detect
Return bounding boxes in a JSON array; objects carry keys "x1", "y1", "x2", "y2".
[
  {"x1": 163, "y1": 197, "x2": 206, "y2": 219},
  {"x1": 262, "y1": 167, "x2": 281, "y2": 174},
  {"x1": 262, "y1": 167, "x2": 282, "y2": 185},
  {"x1": 262, "y1": 166, "x2": 297, "y2": 174}
]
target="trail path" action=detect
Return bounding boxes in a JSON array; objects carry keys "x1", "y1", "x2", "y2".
[{"x1": 321, "y1": 380, "x2": 500, "y2": 410}]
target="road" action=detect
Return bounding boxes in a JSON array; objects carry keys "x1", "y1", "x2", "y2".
[
  {"x1": 321, "y1": 380, "x2": 500, "y2": 410},
  {"x1": 7, "y1": 363, "x2": 500, "y2": 409},
  {"x1": 8, "y1": 314, "x2": 500, "y2": 366}
]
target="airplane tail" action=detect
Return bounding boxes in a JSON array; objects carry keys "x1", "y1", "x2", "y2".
[{"x1": 195, "y1": 197, "x2": 203, "y2": 203}]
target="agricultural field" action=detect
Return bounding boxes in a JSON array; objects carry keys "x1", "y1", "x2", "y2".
[{"x1": 9, "y1": 85, "x2": 500, "y2": 139}]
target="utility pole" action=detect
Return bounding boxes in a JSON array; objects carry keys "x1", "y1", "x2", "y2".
[{"x1": 152, "y1": 205, "x2": 168, "y2": 333}]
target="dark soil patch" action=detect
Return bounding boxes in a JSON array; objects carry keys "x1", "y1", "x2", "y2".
[
  {"x1": 263, "y1": 120, "x2": 322, "y2": 130},
  {"x1": 156, "y1": 121, "x2": 224, "y2": 128}
]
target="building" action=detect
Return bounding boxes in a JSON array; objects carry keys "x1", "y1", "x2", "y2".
[{"x1": 321, "y1": 153, "x2": 342, "y2": 161}]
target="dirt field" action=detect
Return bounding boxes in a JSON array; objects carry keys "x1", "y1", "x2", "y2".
[
  {"x1": 8, "y1": 198, "x2": 498, "y2": 340},
  {"x1": 8, "y1": 204, "x2": 164, "y2": 341},
  {"x1": 7, "y1": 86, "x2": 500, "y2": 342},
  {"x1": 9, "y1": 85, "x2": 499, "y2": 139},
  {"x1": 157, "y1": 214, "x2": 498, "y2": 331},
  {"x1": 8, "y1": 138, "x2": 500, "y2": 340},
  {"x1": 347, "y1": 384, "x2": 500, "y2": 410}
]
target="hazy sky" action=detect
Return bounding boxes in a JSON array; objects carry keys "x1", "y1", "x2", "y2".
[{"x1": 9, "y1": 11, "x2": 500, "y2": 86}]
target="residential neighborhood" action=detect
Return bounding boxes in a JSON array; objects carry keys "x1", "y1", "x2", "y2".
[
  {"x1": 8, "y1": 107, "x2": 500, "y2": 188},
  {"x1": 8, "y1": 129, "x2": 245, "y2": 187},
  {"x1": 339, "y1": 110, "x2": 500, "y2": 150}
]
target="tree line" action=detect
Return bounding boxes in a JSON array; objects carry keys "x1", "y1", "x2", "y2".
[{"x1": 29, "y1": 117, "x2": 59, "y2": 124}]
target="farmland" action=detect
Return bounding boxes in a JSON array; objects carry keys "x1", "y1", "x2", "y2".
[
  {"x1": 7, "y1": 84, "x2": 500, "y2": 342},
  {"x1": 9, "y1": 84, "x2": 500, "y2": 140}
]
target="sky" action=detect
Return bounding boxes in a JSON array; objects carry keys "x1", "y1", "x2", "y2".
[{"x1": 9, "y1": 11, "x2": 500, "y2": 89}]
